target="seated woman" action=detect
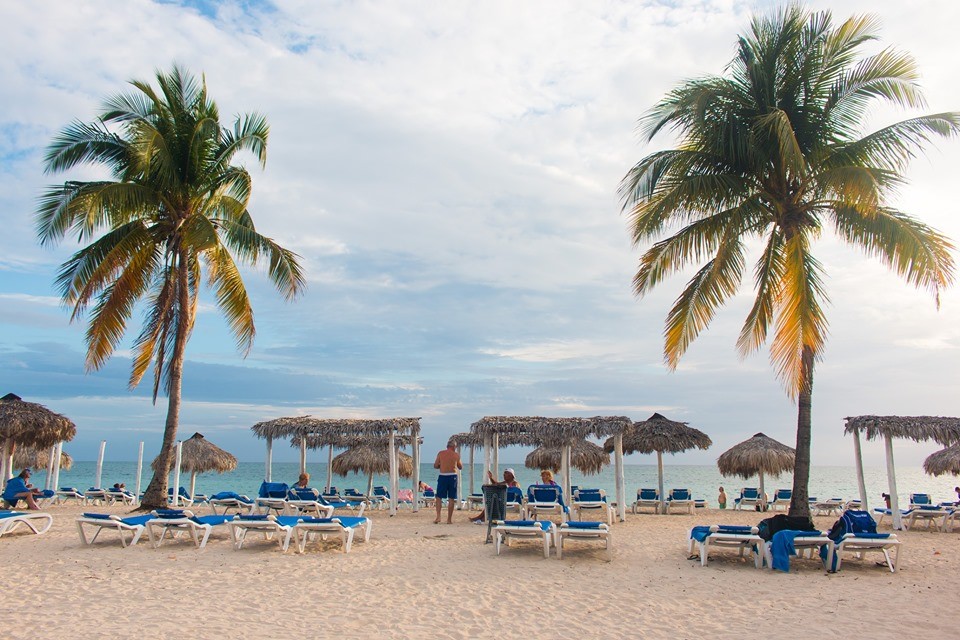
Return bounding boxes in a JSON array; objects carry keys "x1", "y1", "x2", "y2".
[
  {"x1": 3, "y1": 469, "x2": 42, "y2": 510},
  {"x1": 470, "y1": 468, "x2": 520, "y2": 523},
  {"x1": 418, "y1": 481, "x2": 434, "y2": 493},
  {"x1": 293, "y1": 472, "x2": 311, "y2": 490},
  {"x1": 539, "y1": 469, "x2": 559, "y2": 486}
]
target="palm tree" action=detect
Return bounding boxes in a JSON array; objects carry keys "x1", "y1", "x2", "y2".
[
  {"x1": 36, "y1": 65, "x2": 305, "y2": 508},
  {"x1": 619, "y1": 6, "x2": 957, "y2": 517}
]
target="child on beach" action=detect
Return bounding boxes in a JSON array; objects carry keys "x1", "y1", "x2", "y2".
[{"x1": 718, "y1": 486, "x2": 727, "y2": 509}]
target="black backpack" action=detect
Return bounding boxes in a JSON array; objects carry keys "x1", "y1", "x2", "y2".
[{"x1": 757, "y1": 514, "x2": 816, "y2": 542}]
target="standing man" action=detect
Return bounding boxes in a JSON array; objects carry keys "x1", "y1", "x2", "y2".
[{"x1": 433, "y1": 439, "x2": 462, "y2": 524}]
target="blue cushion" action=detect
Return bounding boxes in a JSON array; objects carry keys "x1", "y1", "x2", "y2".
[
  {"x1": 238, "y1": 514, "x2": 271, "y2": 521},
  {"x1": 564, "y1": 521, "x2": 603, "y2": 529},
  {"x1": 716, "y1": 525, "x2": 754, "y2": 534},
  {"x1": 154, "y1": 509, "x2": 186, "y2": 518},
  {"x1": 195, "y1": 515, "x2": 235, "y2": 526},
  {"x1": 82, "y1": 512, "x2": 112, "y2": 519},
  {"x1": 843, "y1": 532, "x2": 890, "y2": 539}
]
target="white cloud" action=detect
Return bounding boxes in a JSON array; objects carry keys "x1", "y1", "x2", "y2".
[{"x1": 1, "y1": 0, "x2": 958, "y2": 467}]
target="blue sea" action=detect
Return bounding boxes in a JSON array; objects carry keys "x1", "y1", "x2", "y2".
[{"x1": 29, "y1": 461, "x2": 959, "y2": 507}]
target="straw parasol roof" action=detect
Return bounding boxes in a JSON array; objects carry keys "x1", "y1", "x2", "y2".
[
  {"x1": 252, "y1": 416, "x2": 422, "y2": 441},
  {"x1": 12, "y1": 445, "x2": 73, "y2": 471},
  {"x1": 293, "y1": 433, "x2": 422, "y2": 450},
  {"x1": 151, "y1": 433, "x2": 237, "y2": 474},
  {"x1": 923, "y1": 444, "x2": 960, "y2": 477},
  {"x1": 0, "y1": 394, "x2": 77, "y2": 449},
  {"x1": 717, "y1": 433, "x2": 795, "y2": 479},
  {"x1": 603, "y1": 413, "x2": 712, "y2": 455},
  {"x1": 525, "y1": 440, "x2": 610, "y2": 475},
  {"x1": 331, "y1": 446, "x2": 414, "y2": 478},
  {"x1": 470, "y1": 416, "x2": 631, "y2": 446},
  {"x1": 844, "y1": 416, "x2": 960, "y2": 446},
  {"x1": 447, "y1": 432, "x2": 483, "y2": 448}
]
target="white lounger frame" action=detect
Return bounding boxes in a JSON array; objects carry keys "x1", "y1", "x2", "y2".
[
  {"x1": 294, "y1": 518, "x2": 372, "y2": 554},
  {"x1": 832, "y1": 533, "x2": 902, "y2": 573},
  {"x1": 75, "y1": 515, "x2": 147, "y2": 548},
  {"x1": 493, "y1": 521, "x2": 557, "y2": 558},
  {"x1": 688, "y1": 525, "x2": 763, "y2": 568},
  {"x1": 228, "y1": 516, "x2": 297, "y2": 552},
  {"x1": 145, "y1": 511, "x2": 233, "y2": 549},
  {"x1": 0, "y1": 511, "x2": 53, "y2": 538},
  {"x1": 556, "y1": 522, "x2": 611, "y2": 559}
]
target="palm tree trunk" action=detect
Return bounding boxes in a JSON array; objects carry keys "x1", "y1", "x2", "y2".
[
  {"x1": 140, "y1": 253, "x2": 191, "y2": 510},
  {"x1": 788, "y1": 344, "x2": 814, "y2": 519}
]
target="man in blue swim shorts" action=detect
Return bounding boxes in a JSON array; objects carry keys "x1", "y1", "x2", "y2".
[{"x1": 433, "y1": 440, "x2": 463, "y2": 524}]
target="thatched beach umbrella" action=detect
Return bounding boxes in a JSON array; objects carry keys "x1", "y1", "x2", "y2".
[
  {"x1": 605, "y1": 413, "x2": 712, "y2": 513},
  {"x1": 470, "y1": 415, "x2": 633, "y2": 519},
  {"x1": 12, "y1": 445, "x2": 73, "y2": 472},
  {"x1": 252, "y1": 416, "x2": 422, "y2": 516},
  {"x1": 0, "y1": 393, "x2": 77, "y2": 482},
  {"x1": 525, "y1": 440, "x2": 610, "y2": 475},
  {"x1": 717, "y1": 432, "x2": 795, "y2": 505},
  {"x1": 924, "y1": 444, "x2": 960, "y2": 477},
  {"x1": 845, "y1": 415, "x2": 960, "y2": 529},
  {"x1": 152, "y1": 432, "x2": 237, "y2": 497},
  {"x1": 332, "y1": 446, "x2": 414, "y2": 496}
]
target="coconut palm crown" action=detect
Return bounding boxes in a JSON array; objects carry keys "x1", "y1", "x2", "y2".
[
  {"x1": 619, "y1": 6, "x2": 957, "y2": 517},
  {"x1": 36, "y1": 65, "x2": 305, "y2": 508}
]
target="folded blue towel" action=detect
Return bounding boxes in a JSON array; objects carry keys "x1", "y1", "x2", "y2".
[
  {"x1": 564, "y1": 522, "x2": 603, "y2": 529},
  {"x1": 690, "y1": 526, "x2": 713, "y2": 542},
  {"x1": 771, "y1": 530, "x2": 823, "y2": 572},
  {"x1": 238, "y1": 514, "x2": 271, "y2": 521},
  {"x1": 843, "y1": 532, "x2": 890, "y2": 539},
  {"x1": 82, "y1": 513, "x2": 112, "y2": 519}
]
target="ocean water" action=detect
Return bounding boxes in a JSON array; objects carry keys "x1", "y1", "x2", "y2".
[{"x1": 28, "y1": 461, "x2": 959, "y2": 507}]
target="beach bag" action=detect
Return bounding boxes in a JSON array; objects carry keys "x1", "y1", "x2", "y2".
[
  {"x1": 757, "y1": 514, "x2": 815, "y2": 542},
  {"x1": 827, "y1": 510, "x2": 877, "y2": 541}
]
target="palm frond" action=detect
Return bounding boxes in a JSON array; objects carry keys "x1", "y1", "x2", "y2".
[
  {"x1": 833, "y1": 205, "x2": 955, "y2": 305},
  {"x1": 662, "y1": 231, "x2": 746, "y2": 368},
  {"x1": 768, "y1": 235, "x2": 829, "y2": 396},
  {"x1": 736, "y1": 227, "x2": 785, "y2": 357}
]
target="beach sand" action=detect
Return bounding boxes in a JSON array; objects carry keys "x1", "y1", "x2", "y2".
[{"x1": 2, "y1": 503, "x2": 957, "y2": 639}]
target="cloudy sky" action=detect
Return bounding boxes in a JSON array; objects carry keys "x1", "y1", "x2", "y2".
[{"x1": 1, "y1": 0, "x2": 957, "y2": 467}]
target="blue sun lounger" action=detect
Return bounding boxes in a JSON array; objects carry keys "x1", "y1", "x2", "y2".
[
  {"x1": 688, "y1": 525, "x2": 763, "y2": 568},
  {"x1": 228, "y1": 514, "x2": 301, "y2": 552},
  {"x1": 492, "y1": 520, "x2": 557, "y2": 558},
  {"x1": 556, "y1": 521, "x2": 611, "y2": 559},
  {"x1": 294, "y1": 516, "x2": 372, "y2": 553},
  {"x1": 145, "y1": 509, "x2": 236, "y2": 548},
  {"x1": 76, "y1": 513, "x2": 152, "y2": 547},
  {"x1": 633, "y1": 488, "x2": 660, "y2": 514},
  {"x1": 208, "y1": 491, "x2": 255, "y2": 515}
]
